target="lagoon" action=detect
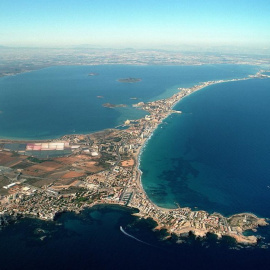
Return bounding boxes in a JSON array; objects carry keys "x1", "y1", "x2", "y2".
[{"x1": 0, "y1": 64, "x2": 257, "y2": 139}]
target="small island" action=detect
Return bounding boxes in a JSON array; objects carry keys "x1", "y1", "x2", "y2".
[
  {"x1": 102, "y1": 103, "x2": 127, "y2": 108},
  {"x1": 117, "y1": 77, "x2": 141, "y2": 83}
]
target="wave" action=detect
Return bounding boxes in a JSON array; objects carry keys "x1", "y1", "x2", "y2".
[{"x1": 120, "y1": 226, "x2": 154, "y2": 247}]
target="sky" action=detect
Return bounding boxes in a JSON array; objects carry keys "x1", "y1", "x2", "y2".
[{"x1": 0, "y1": 0, "x2": 269, "y2": 50}]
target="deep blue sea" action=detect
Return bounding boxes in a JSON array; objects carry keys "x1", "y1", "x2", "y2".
[
  {"x1": 1, "y1": 206, "x2": 270, "y2": 270},
  {"x1": 1, "y1": 64, "x2": 270, "y2": 270}
]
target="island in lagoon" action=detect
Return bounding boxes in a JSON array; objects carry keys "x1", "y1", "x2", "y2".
[
  {"x1": 117, "y1": 77, "x2": 142, "y2": 83},
  {"x1": 102, "y1": 103, "x2": 127, "y2": 108},
  {"x1": 0, "y1": 70, "x2": 269, "y2": 245}
]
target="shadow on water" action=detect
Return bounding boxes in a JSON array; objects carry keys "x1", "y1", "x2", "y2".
[{"x1": 1, "y1": 206, "x2": 270, "y2": 270}]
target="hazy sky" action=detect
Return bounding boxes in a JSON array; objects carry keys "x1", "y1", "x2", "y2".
[{"x1": 0, "y1": 0, "x2": 269, "y2": 49}]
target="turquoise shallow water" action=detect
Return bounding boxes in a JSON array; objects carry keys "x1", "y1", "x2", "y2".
[{"x1": 141, "y1": 78, "x2": 270, "y2": 218}]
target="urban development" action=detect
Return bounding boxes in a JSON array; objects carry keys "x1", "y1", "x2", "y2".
[{"x1": 0, "y1": 70, "x2": 270, "y2": 245}]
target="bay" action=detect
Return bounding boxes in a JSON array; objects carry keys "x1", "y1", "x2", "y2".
[{"x1": 1, "y1": 206, "x2": 270, "y2": 270}]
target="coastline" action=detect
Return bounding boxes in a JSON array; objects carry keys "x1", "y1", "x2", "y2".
[
  {"x1": 0, "y1": 70, "x2": 269, "y2": 245},
  {"x1": 129, "y1": 72, "x2": 269, "y2": 244},
  {"x1": 135, "y1": 76, "x2": 252, "y2": 189}
]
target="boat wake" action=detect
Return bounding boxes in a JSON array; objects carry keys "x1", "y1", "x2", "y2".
[{"x1": 120, "y1": 226, "x2": 154, "y2": 247}]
